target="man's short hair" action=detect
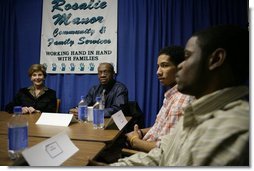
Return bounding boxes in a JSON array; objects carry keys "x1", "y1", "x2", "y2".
[
  {"x1": 99, "y1": 62, "x2": 115, "y2": 74},
  {"x1": 193, "y1": 25, "x2": 248, "y2": 85},
  {"x1": 158, "y1": 46, "x2": 185, "y2": 66}
]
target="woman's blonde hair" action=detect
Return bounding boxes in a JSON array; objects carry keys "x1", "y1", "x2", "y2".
[{"x1": 28, "y1": 64, "x2": 47, "y2": 78}]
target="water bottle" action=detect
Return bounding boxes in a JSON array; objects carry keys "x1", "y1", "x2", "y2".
[
  {"x1": 93, "y1": 96, "x2": 101, "y2": 109},
  {"x1": 78, "y1": 96, "x2": 88, "y2": 122},
  {"x1": 100, "y1": 89, "x2": 106, "y2": 109},
  {"x1": 93, "y1": 96, "x2": 104, "y2": 129},
  {"x1": 8, "y1": 106, "x2": 28, "y2": 160}
]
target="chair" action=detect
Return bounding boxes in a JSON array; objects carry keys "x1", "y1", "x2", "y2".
[
  {"x1": 94, "y1": 101, "x2": 144, "y2": 163},
  {"x1": 123, "y1": 101, "x2": 144, "y2": 131},
  {"x1": 120, "y1": 101, "x2": 145, "y2": 157},
  {"x1": 56, "y1": 99, "x2": 61, "y2": 112}
]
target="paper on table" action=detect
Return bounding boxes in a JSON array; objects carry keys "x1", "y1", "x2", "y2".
[
  {"x1": 22, "y1": 132, "x2": 79, "y2": 166},
  {"x1": 111, "y1": 110, "x2": 128, "y2": 130},
  {"x1": 36, "y1": 113, "x2": 78, "y2": 127}
]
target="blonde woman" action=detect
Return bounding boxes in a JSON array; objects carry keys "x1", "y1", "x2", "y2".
[{"x1": 5, "y1": 64, "x2": 56, "y2": 114}]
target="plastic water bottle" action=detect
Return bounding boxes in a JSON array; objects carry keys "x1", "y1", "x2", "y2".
[
  {"x1": 93, "y1": 96, "x2": 104, "y2": 129},
  {"x1": 100, "y1": 89, "x2": 106, "y2": 109},
  {"x1": 8, "y1": 106, "x2": 28, "y2": 160},
  {"x1": 78, "y1": 96, "x2": 88, "y2": 122},
  {"x1": 93, "y1": 96, "x2": 101, "y2": 109}
]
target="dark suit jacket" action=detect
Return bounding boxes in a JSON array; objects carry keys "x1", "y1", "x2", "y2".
[
  {"x1": 84, "y1": 79, "x2": 129, "y2": 117},
  {"x1": 5, "y1": 87, "x2": 57, "y2": 113}
]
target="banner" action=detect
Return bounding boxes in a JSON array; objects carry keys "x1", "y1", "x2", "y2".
[{"x1": 40, "y1": 0, "x2": 118, "y2": 74}]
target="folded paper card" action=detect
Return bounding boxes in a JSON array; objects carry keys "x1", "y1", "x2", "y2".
[
  {"x1": 111, "y1": 110, "x2": 128, "y2": 130},
  {"x1": 21, "y1": 132, "x2": 79, "y2": 166},
  {"x1": 36, "y1": 113, "x2": 78, "y2": 127}
]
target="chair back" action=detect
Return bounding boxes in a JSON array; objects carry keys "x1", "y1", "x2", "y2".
[
  {"x1": 124, "y1": 101, "x2": 144, "y2": 131},
  {"x1": 56, "y1": 99, "x2": 61, "y2": 112}
]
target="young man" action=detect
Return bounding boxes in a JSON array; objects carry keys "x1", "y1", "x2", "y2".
[
  {"x1": 69, "y1": 62, "x2": 129, "y2": 117},
  {"x1": 110, "y1": 25, "x2": 249, "y2": 166},
  {"x1": 125, "y1": 46, "x2": 194, "y2": 152}
]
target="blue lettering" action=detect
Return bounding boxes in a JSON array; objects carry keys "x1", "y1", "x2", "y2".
[
  {"x1": 78, "y1": 37, "x2": 111, "y2": 45},
  {"x1": 53, "y1": 28, "x2": 59, "y2": 37},
  {"x1": 48, "y1": 38, "x2": 54, "y2": 47},
  {"x1": 53, "y1": 13, "x2": 71, "y2": 25},
  {"x1": 78, "y1": 37, "x2": 86, "y2": 45},
  {"x1": 53, "y1": 13, "x2": 104, "y2": 26},
  {"x1": 51, "y1": 0, "x2": 66, "y2": 12},
  {"x1": 51, "y1": 0, "x2": 107, "y2": 12}
]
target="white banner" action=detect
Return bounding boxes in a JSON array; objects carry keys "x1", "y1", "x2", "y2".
[{"x1": 40, "y1": 0, "x2": 118, "y2": 74}]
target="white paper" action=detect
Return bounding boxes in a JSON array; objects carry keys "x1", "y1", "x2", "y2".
[
  {"x1": 22, "y1": 132, "x2": 79, "y2": 166},
  {"x1": 87, "y1": 106, "x2": 94, "y2": 121},
  {"x1": 36, "y1": 113, "x2": 77, "y2": 127},
  {"x1": 111, "y1": 110, "x2": 128, "y2": 130}
]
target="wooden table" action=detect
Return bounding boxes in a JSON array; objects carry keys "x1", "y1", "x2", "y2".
[
  {"x1": 0, "y1": 111, "x2": 131, "y2": 143},
  {"x1": 0, "y1": 111, "x2": 132, "y2": 166},
  {"x1": 0, "y1": 134, "x2": 105, "y2": 166}
]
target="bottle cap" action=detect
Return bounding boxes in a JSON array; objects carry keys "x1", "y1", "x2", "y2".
[
  {"x1": 81, "y1": 95, "x2": 85, "y2": 100},
  {"x1": 13, "y1": 106, "x2": 22, "y2": 114}
]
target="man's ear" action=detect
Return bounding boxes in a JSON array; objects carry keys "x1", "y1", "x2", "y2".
[{"x1": 208, "y1": 48, "x2": 226, "y2": 70}]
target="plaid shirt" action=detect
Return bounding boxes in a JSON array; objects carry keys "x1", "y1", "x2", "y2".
[
  {"x1": 111, "y1": 86, "x2": 249, "y2": 166},
  {"x1": 143, "y1": 85, "x2": 194, "y2": 144}
]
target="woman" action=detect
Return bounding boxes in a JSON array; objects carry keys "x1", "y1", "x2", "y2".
[{"x1": 5, "y1": 64, "x2": 57, "y2": 114}]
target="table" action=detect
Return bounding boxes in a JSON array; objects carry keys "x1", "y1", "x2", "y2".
[
  {"x1": 0, "y1": 111, "x2": 132, "y2": 143},
  {"x1": 0, "y1": 111, "x2": 132, "y2": 166},
  {"x1": 0, "y1": 134, "x2": 105, "y2": 166}
]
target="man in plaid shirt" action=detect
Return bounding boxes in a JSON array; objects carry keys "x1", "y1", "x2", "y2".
[{"x1": 125, "y1": 46, "x2": 194, "y2": 152}]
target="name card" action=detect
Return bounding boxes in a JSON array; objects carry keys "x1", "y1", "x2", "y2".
[
  {"x1": 111, "y1": 110, "x2": 128, "y2": 130},
  {"x1": 36, "y1": 113, "x2": 78, "y2": 127},
  {"x1": 22, "y1": 132, "x2": 79, "y2": 166}
]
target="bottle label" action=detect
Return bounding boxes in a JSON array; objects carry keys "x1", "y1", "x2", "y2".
[
  {"x1": 8, "y1": 126, "x2": 28, "y2": 151},
  {"x1": 78, "y1": 106, "x2": 87, "y2": 121},
  {"x1": 93, "y1": 109, "x2": 104, "y2": 125}
]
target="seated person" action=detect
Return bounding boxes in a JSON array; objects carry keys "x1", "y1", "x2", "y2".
[
  {"x1": 125, "y1": 46, "x2": 194, "y2": 152},
  {"x1": 5, "y1": 64, "x2": 57, "y2": 114},
  {"x1": 69, "y1": 62, "x2": 129, "y2": 117},
  {"x1": 110, "y1": 25, "x2": 249, "y2": 166}
]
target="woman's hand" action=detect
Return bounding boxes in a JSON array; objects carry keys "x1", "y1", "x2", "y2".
[{"x1": 22, "y1": 106, "x2": 35, "y2": 114}]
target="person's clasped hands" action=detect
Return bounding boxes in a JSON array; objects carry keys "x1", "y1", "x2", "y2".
[
  {"x1": 125, "y1": 124, "x2": 143, "y2": 148},
  {"x1": 22, "y1": 106, "x2": 40, "y2": 114},
  {"x1": 69, "y1": 107, "x2": 78, "y2": 118}
]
